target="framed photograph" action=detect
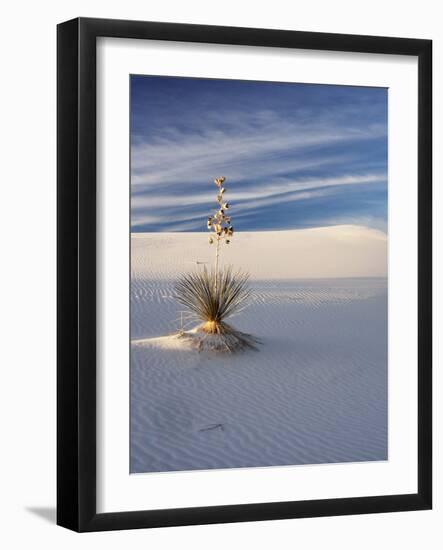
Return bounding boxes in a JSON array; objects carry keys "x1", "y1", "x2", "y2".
[{"x1": 57, "y1": 17, "x2": 432, "y2": 532}]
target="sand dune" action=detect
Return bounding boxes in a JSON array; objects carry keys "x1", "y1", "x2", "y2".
[
  {"x1": 130, "y1": 226, "x2": 388, "y2": 473},
  {"x1": 131, "y1": 225, "x2": 387, "y2": 281}
]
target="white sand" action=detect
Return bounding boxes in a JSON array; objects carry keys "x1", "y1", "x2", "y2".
[{"x1": 130, "y1": 226, "x2": 387, "y2": 473}]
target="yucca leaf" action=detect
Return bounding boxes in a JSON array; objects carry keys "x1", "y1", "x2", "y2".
[{"x1": 175, "y1": 266, "x2": 251, "y2": 324}]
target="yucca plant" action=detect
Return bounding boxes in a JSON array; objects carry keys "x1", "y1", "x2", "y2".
[
  {"x1": 175, "y1": 267, "x2": 250, "y2": 334},
  {"x1": 175, "y1": 177, "x2": 258, "y2": 352}
]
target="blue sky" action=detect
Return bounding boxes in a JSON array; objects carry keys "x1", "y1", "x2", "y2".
[{"x1": 130, "y1": 76, "x2": 387, "y2": 233}]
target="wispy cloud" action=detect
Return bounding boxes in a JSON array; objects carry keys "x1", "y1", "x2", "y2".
[
  {"x1": 131, "y1": 173, "x2": 385, "y2": 211},
  {"x1": 130, "y1": 76, "x2": 387, "y2": 232},
  {"x1": 131, "y1": 109, "x2": 385, "y2": 186}
]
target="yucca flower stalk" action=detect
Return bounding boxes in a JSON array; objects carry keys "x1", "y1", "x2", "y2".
[{"x1": 207, "y1": 176, "x2": 233, "y2": 292}]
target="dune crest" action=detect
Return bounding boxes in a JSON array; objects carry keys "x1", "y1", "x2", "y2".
[{"x1": 131, "y1": 225, "x2": 387, "y2": 281}]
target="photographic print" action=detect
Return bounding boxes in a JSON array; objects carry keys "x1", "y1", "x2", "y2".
[{"x1": 130, "y1": 75, "x2": 388, "y2": 474}]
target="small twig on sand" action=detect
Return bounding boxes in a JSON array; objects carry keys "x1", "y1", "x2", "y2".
[{"x1": 198, "y1": 423, "x2": 225, "y2": 432}]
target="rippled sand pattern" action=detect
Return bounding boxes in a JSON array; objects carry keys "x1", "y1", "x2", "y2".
[{"x1": 130, "y1": 230, "x2": 388, "y2": 473}]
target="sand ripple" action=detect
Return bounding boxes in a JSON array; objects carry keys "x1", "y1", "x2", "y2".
[
  {"x1": 130, "y1": 230, "x2": 387, "y2": 473},
  {"x1": 131, "y1": 276, "x2": 387, "y2": 473}
]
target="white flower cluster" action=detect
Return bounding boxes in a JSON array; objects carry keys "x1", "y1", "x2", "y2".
[{"x1": 207, "y1": 177, "x2": 234, "y2": 245}]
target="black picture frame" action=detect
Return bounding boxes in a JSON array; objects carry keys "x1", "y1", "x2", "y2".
[{"x1": 57, "y1": 17, "x2": 432, "y2": 532}]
